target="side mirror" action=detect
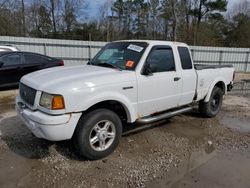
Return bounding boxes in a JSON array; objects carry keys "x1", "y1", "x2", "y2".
[{"x1": 142, "y1": 61, "x2": 157, "y2": 76}]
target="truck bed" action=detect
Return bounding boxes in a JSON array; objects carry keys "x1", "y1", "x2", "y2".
[
  {"x1": 195, "y1": 63, "x2": 234, "y2": 102},
  {"x1": 194, "y1": 64, "x2": 233, "y2": 70}
]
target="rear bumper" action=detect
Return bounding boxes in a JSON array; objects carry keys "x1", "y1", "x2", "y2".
[{"x1": 16, "y1": 96, "x2": 82, "y2": 141}]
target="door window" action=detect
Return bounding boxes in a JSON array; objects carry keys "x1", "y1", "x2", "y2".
[
  {"x1": 146, "y1": 47, "x2": 175, "y2": 72},
  {"x1": 24, "y1": 54, "x2": 51, "y2": 64},
  {"x1": 1, "y1": 54, "x2": 21, "y2": 66}
]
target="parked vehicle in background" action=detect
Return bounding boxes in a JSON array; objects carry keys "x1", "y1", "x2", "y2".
[
  {"x1": 16, "y1": 40, "x2": 234, "y2": 160},
  {"x1": 0, "y1": 51, "x2": 64, "y2": 88},
  {"x1": 0, "y1": 45, "x2": 19, "y2": 52}
]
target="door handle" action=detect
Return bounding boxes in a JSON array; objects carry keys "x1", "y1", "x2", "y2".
[{"x1": 174, "y1": 77, "x2": 181, "y2": 81}]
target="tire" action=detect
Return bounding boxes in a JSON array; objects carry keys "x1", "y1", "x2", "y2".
[
  {"x1": 199, "y1": 86, "x2": 223, "y2": 118},
  {"x1": 74, "y1": 109, "x2": 122, "y2": 160}
]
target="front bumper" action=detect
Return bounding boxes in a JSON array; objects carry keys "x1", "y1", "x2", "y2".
[{"x1": 16, "y1": 96, "x2": 82, "y2": 141}]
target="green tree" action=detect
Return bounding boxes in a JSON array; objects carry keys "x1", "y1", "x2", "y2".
[
  {"x1": 194, "y1": 13, "x2": 226, "y2": 46},
  {"x1": 122, "y1": 0, "x2": 133, "y2": 38},
  {"x1": 178, "y1": 0, "x2": 192, "y2": 43},
  {"x1": 149, "y1": 0, "x2": 160, "y2": 39},
  {"x1": 63, "y1": 0, "x2": 77, "y2": 34},
  {"x1": 159, "y1": 0, "x2": 180, "y2": 41},
  {"x1": 190, "y1": 0, "x2": 227, "y2": 44},
  {"x1": 225, "y1": 13, "x2": 250, "y2": 47},
  {"x1": 38, "y1": 5, "x2": 52, "y2": 36},
  {"x1": 21, "y1": 0, "x2": 26, "y2": 36},
  {"x1": 49, "y1": 0, "x2": 58, "y2": 37},
  {"x1": 111, "y1": 0, "x2": 124, "y2": 33},
  {"x1": 133, "y1": 0, "x2": 150, "y2": 38}
]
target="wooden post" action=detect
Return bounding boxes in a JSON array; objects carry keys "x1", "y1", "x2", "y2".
[
  {"x1": 88, "y1": 33, "x2": 92, "y2": 61},
  {"x1": 219, "y1": 51, "x2": 223, "y2": 65},
  {"x1": 43, "y1": 43, "x2": 47, "y2": 55},
  {"x1": 244, "y1": 52, "x2": 250, "y2": 72}
]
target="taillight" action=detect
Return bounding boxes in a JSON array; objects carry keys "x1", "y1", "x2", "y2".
[{"x1": 58, "y1": 60, "x2": 64, "y2": 66}]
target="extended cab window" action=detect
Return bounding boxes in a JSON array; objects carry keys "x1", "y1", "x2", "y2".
[
  {"x1": 0, "y1": 54, "x2": 21, "y2": 66},
  {"x1": 178, "y1": 47, "x2": 193, "y2": 70},
  {"x1": 147, "y1": 47, "x2": 175, "y2": 73}
]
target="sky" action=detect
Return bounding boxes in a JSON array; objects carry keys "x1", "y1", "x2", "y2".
[
  {"x1": 227, "y1": 0, "x2": 246, "y2": 10},
  {"x1": 228, "y1": 0, "x2": 237, "y2": 8},
  {"x1": 85, "y1": 0, "x2": 107, "y2": 19}
]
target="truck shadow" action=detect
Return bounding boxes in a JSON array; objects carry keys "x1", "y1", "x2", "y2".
[
  {"x1": 122, "y1": 119, "x2": 171, "y2": 137},
  {"x1": 183, "y1": 110, "x2": 204, "y2": 118},
  {"x1": 0, "y1": 115, "x2": 85, "y2": 161},
  {"x1": 0, "y1": 115, "x2": 172, "y2": 161},
  {"x1": 0, "y1": 116, "x2": 52, "y2": 159},
  {"x1": 122, "y1": 109, "x2": 204, "y2": 137},
  {"x1": 0, "y1": 109, "x2": 208, "y2": 161}
]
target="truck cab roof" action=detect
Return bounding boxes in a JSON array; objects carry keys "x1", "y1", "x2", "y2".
[{"x1": 115, "y1": 40, "x2": 189, "y2": 48}]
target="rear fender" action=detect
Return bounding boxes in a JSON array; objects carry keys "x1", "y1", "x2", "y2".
[{"x1": 204, "y1": 78, "x2": 226, "y2": 102}]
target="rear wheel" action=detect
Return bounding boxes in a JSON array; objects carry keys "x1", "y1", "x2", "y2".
[
  {"x1": 74, "y1": 109, "x2": 122, "y2": 160},
  {"x1": 199, "y1": 86, "x2": 223, "y2": 118}
]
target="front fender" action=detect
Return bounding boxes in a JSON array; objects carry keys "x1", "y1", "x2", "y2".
[
  {"x1": 204, "y1": 78, "x2": 226, "y2": 102},
  {"x1": 81, "y1": 91, "x2": 137, "y2": 123}
]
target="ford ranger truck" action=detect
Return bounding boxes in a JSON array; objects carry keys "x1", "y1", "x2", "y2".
[{"x1": 16, "y1": 40, "x2": 234, "y2": 160}]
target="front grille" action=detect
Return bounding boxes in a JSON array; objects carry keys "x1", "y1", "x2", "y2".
[{"x1": 19, "y1": 83, "x2": 37, "y2": 106}]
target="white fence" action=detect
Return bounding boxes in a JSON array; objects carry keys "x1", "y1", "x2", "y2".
[
  {"x1": 0, "y1": 36, "x2": 106, "y2": 66},
  {"x1": 0, "y1": 36, "x2": 250, "y2": 72}
]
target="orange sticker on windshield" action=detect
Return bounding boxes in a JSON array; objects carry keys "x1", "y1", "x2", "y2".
[{"x1": 126, "y1": 60, "x2": 135, "y2": 68}]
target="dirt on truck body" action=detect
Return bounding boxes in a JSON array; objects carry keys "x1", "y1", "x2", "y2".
[{"x1": 0, "y1": 83, "x2": 250, "y2": 187}]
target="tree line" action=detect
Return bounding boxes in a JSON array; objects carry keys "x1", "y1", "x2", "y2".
[{"x1": 0, "y1": 0, "x2": 250, "y2": 47}]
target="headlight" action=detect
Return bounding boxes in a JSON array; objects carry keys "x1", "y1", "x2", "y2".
[{"x1": 39, "y1": 92, "x2": 65, "y2": 110}]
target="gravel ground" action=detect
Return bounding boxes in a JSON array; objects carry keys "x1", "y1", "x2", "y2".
[
  {"x1": 234, "y1": 72, "x2": 250, "y2": 81},
  {"x1": 0, "y1": 93, "x2": 250, "y2": 188}
]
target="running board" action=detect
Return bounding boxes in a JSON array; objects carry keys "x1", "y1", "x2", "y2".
[{"x1": 136, "y1": 106, "x2": 192, "y2": 124}]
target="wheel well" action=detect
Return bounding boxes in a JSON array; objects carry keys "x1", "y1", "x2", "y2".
[
  {"x1": 83, "y1": 100, "x2": 128, "y2": 123},
  {"x1": 215, "y1": 81, "x2": 226, "y2": 94}
]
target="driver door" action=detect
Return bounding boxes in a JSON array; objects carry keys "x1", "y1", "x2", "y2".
[{"x1": 137, "y1": 46, "x2": 182, "y2": 117}]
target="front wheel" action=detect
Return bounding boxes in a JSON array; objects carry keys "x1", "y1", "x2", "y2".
[
  {"x1": 199, "y1": 86, "x2": 223, "y2": 118},
  {"x1": 74, "y1": 109, "x2": 122, "y2": 160}
]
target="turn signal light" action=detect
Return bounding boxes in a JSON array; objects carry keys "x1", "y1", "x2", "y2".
[{"x1": 52, "y1": 95, "x2": 65, "y2": 110}]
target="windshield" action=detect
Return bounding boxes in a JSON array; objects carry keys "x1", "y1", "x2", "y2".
[{"x1": 89, "y1": 42, "x2": 148, "y2": 70}]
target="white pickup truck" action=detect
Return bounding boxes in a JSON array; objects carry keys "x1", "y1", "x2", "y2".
[{"x1": 16, "y1": 40, "x2": 234, "y2": 160}]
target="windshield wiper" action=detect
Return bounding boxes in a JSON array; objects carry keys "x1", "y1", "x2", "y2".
[{"x1": 99, "y1": 62, "x2": 122, "y2": 71}]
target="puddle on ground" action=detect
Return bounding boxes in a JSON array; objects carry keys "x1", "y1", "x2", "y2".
[
  {"x1": 165, "y1": 118, "x2": 208, "y2": 143},
  {"x1": 147, "y1": 149, "x2": 250, "y2": 188},
  {"x1": 0, "y1": 149, "x2": 43, "y2": 188},
  {"x1": 0, "y1": 116, "x2": 53, "y2": 187},
  {"x1": 221, "y1": 116, "x2": 250, "y2": 133},
  {"x1": 147, "y1": 148, "x2": 217, "y2": 188},
  {"x1": 123, "y1": 117, "x2": 208, "y2": 144}
]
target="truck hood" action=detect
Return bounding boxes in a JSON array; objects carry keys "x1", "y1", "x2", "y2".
[{"x1": 21, "y1": 65, "x2": 136, "y2": 93}]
